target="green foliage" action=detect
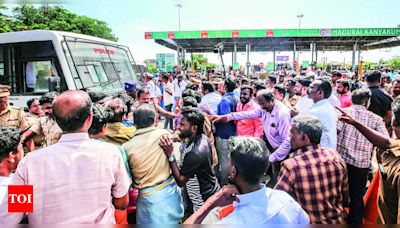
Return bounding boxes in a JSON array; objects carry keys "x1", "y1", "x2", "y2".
[
  {"x1": 186, "y1": 54, "x2": 218, "y2": 70},
  {"x1": 362, "y1": 61, "x2": 377, "y2": 70},
  {"x1": 382, "y1": 56, "x2": 400, "y2": 70},
  {"x1": 147, "y1": 63, "x2": 156, "y2": 73},
  {"x1": 0, "y1": 4, "x2": 118, "y2": 41}
]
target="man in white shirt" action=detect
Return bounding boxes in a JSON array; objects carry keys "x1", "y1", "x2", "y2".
[
  {"x1": 184, "y1": 136, "x2": 309, "y2": 224},
  {"x1": 161, "y1": 74, "x2": 175, "y2": 129},
  {"x1": 0, "y1": 90, "x2": 132, "y2": 224},
  {"x1": 293, "y1": 77, "x2": 314, "y2": 116},
  {"x1": 144, "y1": 73, "x2": 158, "y2": 99},
  {"x1": 172, "y1": 75, "x2": 188, "y2": 111},
  {"x1": 308, "y1": 78, "x2": 338, "y2": 150},
  {"x1": 200, "y1": 81, "x2": 222, "y2": 115}
]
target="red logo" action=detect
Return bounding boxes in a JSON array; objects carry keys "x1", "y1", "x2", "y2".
[
  {"x1": 144, "y1": 33, "x2": 152, "y2": 39},
  {"x1": 200, "y1": 31, "x2": 208, "y2": 38},
  {"x1": 8, "y1": 185, "x2": 33, "y2": 212},
  {"x1": 232, "y1": 30, "x2": 239, "y2": 38},
  {"x1": 266, "y1": 30, "x2": 274, "y2": 37},
  {"x1": 168, "y1": 32, "x2": 175, "y2": 39}
]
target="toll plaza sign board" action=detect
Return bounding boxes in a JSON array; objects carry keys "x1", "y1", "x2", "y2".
[{"x1": 145, "y1": 28, "x2": 400, "y2": 39}]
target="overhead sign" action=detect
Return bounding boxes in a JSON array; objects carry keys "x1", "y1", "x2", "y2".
[
  {"x1": 145, "y1": 28, "x2": 400, "y2": 39},
  {"x1": 276, "y1": 56, "x2": 289, "y2": 61}
]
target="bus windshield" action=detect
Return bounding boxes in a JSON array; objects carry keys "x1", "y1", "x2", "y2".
[{"x1": 62, "y1": 37, "x2": 138, "y2": 93}]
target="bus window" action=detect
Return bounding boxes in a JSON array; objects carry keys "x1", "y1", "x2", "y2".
[
  {"x1": 0, "y1": 47, "x2": 4, "y2": 83},
  {"x1": 63, "y1": 39, "x2": 138, "y2": 93},
  {"x1": 25, "y1": 61, "x2": 57, "y2": 93}
]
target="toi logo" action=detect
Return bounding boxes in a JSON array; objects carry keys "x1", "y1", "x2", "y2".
[{"x1": 8, "y1": 185, "x2": 33, "y2": 212}]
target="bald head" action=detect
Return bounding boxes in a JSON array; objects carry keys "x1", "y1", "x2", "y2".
[{"x1": 53, "y1": 90, "x2": 93, "y2": 133}]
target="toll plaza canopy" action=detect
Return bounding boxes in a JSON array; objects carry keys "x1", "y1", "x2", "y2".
[{"x1": 145, "y1": 28, "x2": 400, "y2": 52}]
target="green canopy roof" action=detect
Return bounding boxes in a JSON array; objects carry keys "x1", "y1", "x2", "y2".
[{"x1": 145, "y1": 28, "x2": 400, "y2": 52}]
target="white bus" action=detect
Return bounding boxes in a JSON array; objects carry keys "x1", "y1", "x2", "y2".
[{"x1": 0, "y1": 30, "x2": 141, "y2": 107}]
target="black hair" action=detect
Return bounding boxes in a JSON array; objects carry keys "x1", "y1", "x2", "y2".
[
  {"x1": 366, "y1": 70, "x2": 382, "y2": 83},
  {"x1": 182, "y1": 96, "x2": 198, "y2": 108},
  {"x1": 268, "y1": 76, "x2": 277, "y2": 84},
  {"x1": 162, "y1": 74, "x2": 169, "y2": 81},
  {"x1": 180, "y1": 107, "x2": 204, "y2": 135},
  {"x1": 136, "y1": 87, "x2": 149, "y2": 99},
  {"x1": 26, "y1": 98, "x2": 38, "y2": 109},
  {"x1": 229, "y1": 136, "x2": 270, "y2": 185},
  {"x1": 186, "y1": 83, "x2": 199, "y2": 91},
  {"x1": 193, "y1": 92, "x2": 202, "y2": 103},
  {"x1": 392, "y1": 97, "x2": 400, "y2": 125},
  {"x1": 0, "y1": 127, "x2": 21, "y2": 161},
  {"x1": 241, "y1": 78, "x2": 250, "y2": 85},
  {"x1": 273, "y1": 84, "x2": 286, "y2": 97},
  {"x1": 254, "y1": 81, "x2": 267, "y2": 91},
  {"x1": 202, "y1": 81, "x2": 215, "y2": 93},
  {"x1": 88, "y1": 91, "x2": 108, "y2": 103},
  {"x1": 351, "y1": 88, "x2": 371, "y2": 105},
  {"x1": 392, "y1": 79, "x2": 400, "y2": 85},
  {"x1": 240, "y1": 85, "x2": 253, "y2": 95},
  {"x1": 286, "y1": 78, "x2": 297, "y2": 87},
  {"x1": 134, "y1": 104, "x2": 156, "y2": 129},
  {"x1": 88, "y1": 104, "x2": 113, "y2": 135},
  {"x1": 336, "y1": 79, "x2": 351, "y2": 90},
  {"x1": 106, "y1": 98, "x2": 127, "y2": 123},
  {"x1": 181, "y1": 89, "x2": 196, "y2": 98},
  {"x1": 39, "y1": 91, "x2": 58, "y2": 105},
  {"x1": 296, "y1": 76, "x2": 312, "y2": 87},
  {"x1": 292, "y1": 115, "x2": 322, "y2": 145},
  {"x1": 53, "y1": 92, "x2": 92, "y2": 133},
  {"x1": 224, "y1": 77, "x2": 236, "y2": 92},
  {"x1": 116, "y1": 94, "x2": 134, "y2": 115},
  {"x1": 316, "y1": 78, "x2": 333, "y2": 99}
]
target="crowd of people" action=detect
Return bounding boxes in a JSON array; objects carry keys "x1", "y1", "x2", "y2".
[{"x1": 0, "y1": 67, "x2": 400, "y2": 224}]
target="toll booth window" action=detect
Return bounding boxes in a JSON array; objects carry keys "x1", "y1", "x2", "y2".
[{"x1": 25, "y1": 61, "x2": 57, "y2": 93}]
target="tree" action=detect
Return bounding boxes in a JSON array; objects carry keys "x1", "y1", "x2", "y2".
[
  {"x1": 0, "y1": 4, "x2": 118, "y2": 41},
  {"x1": 147, "y1": 63, "x2": 156, "y2": 73},
  {"x1": 383, "y1": 56, "x2": 400, "y2": 70}
]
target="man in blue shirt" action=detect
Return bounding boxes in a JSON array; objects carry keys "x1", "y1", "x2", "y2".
[{"x1": 215, "y1": 77, "x2": 239, "y2": 186}]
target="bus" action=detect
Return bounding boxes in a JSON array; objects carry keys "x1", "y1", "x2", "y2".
[{"x1": 0, "y1": 30, "x2": 141, "y2": 107}]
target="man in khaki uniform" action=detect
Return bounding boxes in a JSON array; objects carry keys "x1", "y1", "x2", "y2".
[
  {"x1": 103, "y1": 97, "x2": 136, "y2": 145},
  {"x1": 22, "y1": 92, "x2": 63, "y2": 148},
  {"x1": 0, "y1": 85, "x2": 31, "y2": 131}
]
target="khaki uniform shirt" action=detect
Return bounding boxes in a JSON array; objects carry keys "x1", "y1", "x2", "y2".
[
  {"x1": 378, "y1": 139, "x2": 400, "y2": 223},
  {"x1": 103, "y1": 122, "x2": 136, "y2": 146},
  {"x1": 25, "y1": 113, "x2": 45, "y2": 147},
  {"x1": 0, "y1": 105, "x2": 30, "y2": 131},
  {"x1": 123, "y1": 126, "x2": 171, "y2": 189},
  {"x1": 30, "y1": 116, "x2": 63, "y2": 147}
]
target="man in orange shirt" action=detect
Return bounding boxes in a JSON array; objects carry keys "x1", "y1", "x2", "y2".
[{"x1": 235, "y1": 86, "x2": 263, "y2": 138}]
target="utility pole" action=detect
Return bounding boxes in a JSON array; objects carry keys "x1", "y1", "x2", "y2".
[
  {"x1": 296, "y1": 14, "x2": 303, "y2": 61},
  {"x1": 175, "y1": 4, "x2": 182, "y2": 31}
]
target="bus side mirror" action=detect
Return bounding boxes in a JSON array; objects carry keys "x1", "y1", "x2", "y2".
[{"x1": 48, "y1": 76, "x2": 61, "y2": 93}]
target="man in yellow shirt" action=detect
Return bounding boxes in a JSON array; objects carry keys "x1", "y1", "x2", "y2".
[{"x1": 123, "y1": 104, "x2": 183, "y2": 224}]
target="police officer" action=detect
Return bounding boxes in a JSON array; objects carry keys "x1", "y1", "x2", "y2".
[{"x1": 0, "y1": 85, "x2": 31, "y2": 131}]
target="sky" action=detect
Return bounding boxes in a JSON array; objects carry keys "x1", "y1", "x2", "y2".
[{"x1": 28, "y1": 0, "x2": 400, "y2": 65}]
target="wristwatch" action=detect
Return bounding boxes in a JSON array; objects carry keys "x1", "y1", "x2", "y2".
[{"x1": 168, "y1": 154, "x2": 176, "y2": 163}]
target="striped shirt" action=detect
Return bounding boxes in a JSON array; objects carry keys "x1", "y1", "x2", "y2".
[
  {"x1": 275, "y1": 145, "x2": 349, "y2": 224},
  {"x1": 337, "y1": 105, "x2": 389, "y2": 168}
]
